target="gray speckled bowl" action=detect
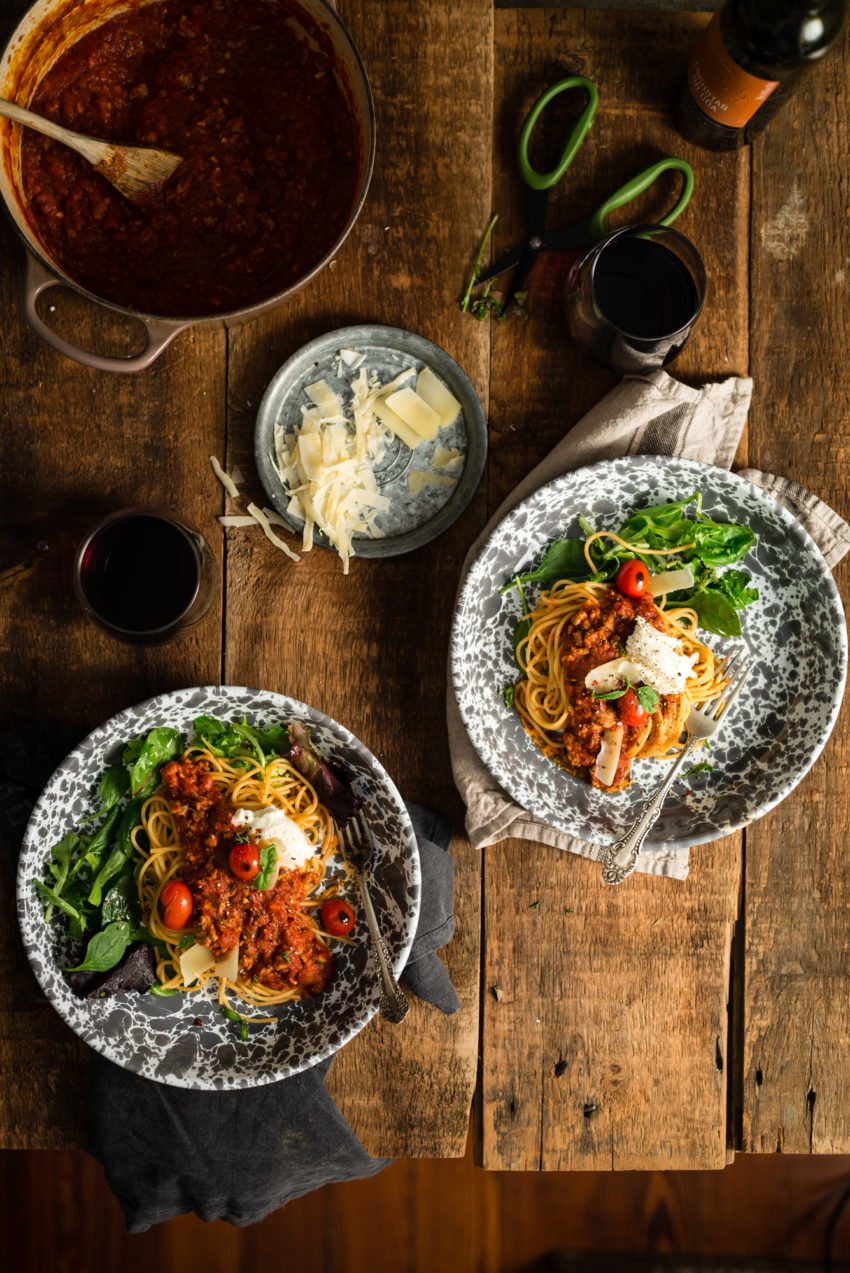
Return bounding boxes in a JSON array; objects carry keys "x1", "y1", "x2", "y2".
[
  {"x1": 254, "y1": 324, "x2": 487, "y2": 557},
  {"x1": 17, "y1": 686, "x2": 420, "y2": 1090},
  {"x1": 451, "y1": 456, "x2": 847, "y2": 849}
]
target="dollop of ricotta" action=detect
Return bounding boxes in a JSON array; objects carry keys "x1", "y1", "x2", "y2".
[{"x1": 231, "y1": 806, "x2": 315, "y2": 870}]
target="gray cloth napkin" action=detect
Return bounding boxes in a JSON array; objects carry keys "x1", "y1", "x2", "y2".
[
  {"x1": 448, "y1": 368, "x2": 850, "y2": 879},
  {"x1": 0, "y1": 724, "x2": 459, "y2": 1229}
]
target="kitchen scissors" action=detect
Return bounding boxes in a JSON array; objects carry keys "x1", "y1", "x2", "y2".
[{"x1": 475, "y1": 76, "x2": 695, "y2": 311}]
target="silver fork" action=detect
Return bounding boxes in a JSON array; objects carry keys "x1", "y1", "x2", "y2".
[
  {"x1": 600, "y1": 649, "x2": 756, "y2": 886},
  {"x1": 337, "y1": 810, "x2": 410, "y2": 1024}
]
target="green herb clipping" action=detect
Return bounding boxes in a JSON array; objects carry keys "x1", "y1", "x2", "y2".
[
  {"x1": 65, "y1": 920, "x2": 134, "y2": 974},
  {"x1": 253, "y1": 843, "x2": 278, "y2": 891}
]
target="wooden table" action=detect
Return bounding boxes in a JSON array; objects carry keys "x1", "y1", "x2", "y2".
[{"x1": 1, "y1": 0, "x2": 848, "y2": 1171}]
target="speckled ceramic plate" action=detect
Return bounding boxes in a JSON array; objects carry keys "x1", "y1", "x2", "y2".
[
  {"x1": 451, "y1": 456, "x2": 847, "y2": 849},
  {"x1": 254, "y1": 324, "x2": 486, "y2": 557},
  {"x1": 17, "y1": 686, "x2": 420, "y2": 1090}
]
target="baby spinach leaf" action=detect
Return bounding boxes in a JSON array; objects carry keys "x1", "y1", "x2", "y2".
[
  {"x1": 65, "y1": 920, "x2": 133, "y2": 974},
  {"x1": 129, "y1": 727, "x2": 182, "y2": 796},
  {"x1": 501, "y1": 537, "x2": 593, "y2": 593},
  {"x1": 98, "y1": 764, "x2": 130, "y2": 811},
  {"x1": 687, "y1": 591, "x2": 742, "y2": 638},
  {"x1": 714, "y1": 569, "x2": 759, "y2": 610},
  {"x1": 691, "y1": 522, "x2": 755, "y2": 566},
  {"x1": 88, "y1": 797, "x2": 143, "y2": 907}
]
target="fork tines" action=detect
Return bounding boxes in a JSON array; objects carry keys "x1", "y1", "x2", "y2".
[{"x1": 704, "y1": 648, "x2": 756, "y2": 721}]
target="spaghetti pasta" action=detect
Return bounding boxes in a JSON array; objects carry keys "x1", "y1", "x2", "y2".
[
  {"x1": 132, "y1": 747, "x2": 354, "y2": 1012},
  {"x1": 512, "y1": 580, "x2": 728, "y2": 791}
]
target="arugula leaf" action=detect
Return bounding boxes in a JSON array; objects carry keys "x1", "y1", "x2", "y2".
[
  {"x1": 254, "y1": 843, "x2": 278, "y2": 891},
  {"x1": 65, "y1": 920, "x2": 133, "y2": 974},
  {"x1": 41, "y1": 832, "x2": 82, "y2": 920},
  {"x1": 150, "y1": 984, "x2": 180, "y2": 997},
  {"x1": 501, "y1": 538, "x2": 593, "y2": 593},
  {"x1": 129, "y1": 727, "x2": 182, "y2": 797},
  {"x1": 714, "y1": 569, "x2": 759, "y2": 610},
  {"x1": 635, "y1": 685, "x2": 660, "y2": 713},
  {"x1": 34, "y1": 880, "x2": 84, "y2": 924},
  {"x1": 220, "y1": 1004, "x2": 251, "y2": 1041},
  {"x1": 503, "y1": 685, "x2": 515, "y2": 709},
  {"x1": 512, "y1": 615, "x2": 532, "y2": 671},
  {"x1": 98, "y1": 764, "x2": 130, "y2": 811},
  {"x1": 683, "y1": 762, "x2": 715, "y2": 777},
  {"x1": 687, "y1": 590, "x2": 742, "y2": 638}
]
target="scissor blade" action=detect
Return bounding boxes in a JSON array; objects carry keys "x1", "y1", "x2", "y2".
[
  {"x1": 474, "y1": 244, "x2": 524, "y2": 286},
  {"x1": 542, "y1": 222, "x2": 593, "y2": 251}
]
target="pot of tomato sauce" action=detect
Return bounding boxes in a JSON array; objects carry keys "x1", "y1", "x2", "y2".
[{"x1": 0, "y1": 0, "x2": 374, "y2": 372}]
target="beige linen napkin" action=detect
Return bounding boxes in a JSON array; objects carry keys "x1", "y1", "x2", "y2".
[{"x1": 448, "y1": 368, "x2": 850, "y2": 878}]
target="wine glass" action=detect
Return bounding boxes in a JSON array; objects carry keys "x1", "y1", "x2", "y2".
[
  {"x1": 73, "y1": 509, "x2": 216, "y2": 645},
  {"x1": 565, "y1": 223, "x2": 706, "y2": 375}
]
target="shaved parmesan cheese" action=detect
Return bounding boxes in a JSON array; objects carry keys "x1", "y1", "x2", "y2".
[
  {"x1": 209, "y1": 455, "x2": 239, "y2": 498},
  {"x1": 385, "y1": 386, "x2": 442, "y2": 441},
  {"x1": 432, "y1": 444, "x2": 463, "y2": 472},
  {"x1": 625, "y1": 617, "x2": 697, "y2": 695},
  {"x1": 219, "y1": 515, "x2": 258, "y2": 528},
  {"x1": 416, "y1": 365, "x2": 462, "y2": 428},
  {"x1": 230, "y1": 465, "x2": 245, "y2": 486},
  {"x1": 339, "y1": 348, "x2": 366, "y2": 369},
  {"x1": 305, "y1": 379, "x2": 343, "y2": 417},
  {"x1": 408, "y1": 471, "x2": 456, "y2": 495},
  {"x1": 179, "y1": 943, "x2": 216, "y2": 985},
  {"x1": 647, "y1": 566, "x2": 695, "y2": 597},
  {"x1": 214, "y1": 944, "x2": 239, "y2": 982},
  {"x1": 595, "y1": 726, "x2": 624, "y2": 787},
  {"x1": 246, "y1": 503, "x2": 300, "y2": 562},
  {"x1": 374, "y1": 400, "x2": 421, "y2": 450},
  {"x1": 585, "y1": 658, "x2": 649, "y2": 694}
]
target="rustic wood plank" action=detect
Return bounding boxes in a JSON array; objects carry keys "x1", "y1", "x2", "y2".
[
  {"x1": 743, "y1": 20, "x2": 850, "y2": 1156},
  {"x1": 481, "y1": 7, "x2": 749, "y2": 1170},
  {"x1": 221, "y1": 0, "x2": 492, "y2": 1158},
  {"x1": 0, "y1": 185, "x2": 225, "y2": 1147}
]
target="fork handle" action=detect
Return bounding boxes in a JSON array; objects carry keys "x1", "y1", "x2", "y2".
[
  {"x1": 356, "y1": 869, "x2": 410, "y2": 1024},
  {"x1": 600, "y1": 740, "x2": 697, "y2": 885}
]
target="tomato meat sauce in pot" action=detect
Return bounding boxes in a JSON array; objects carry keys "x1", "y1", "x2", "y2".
[{"x1": 0, "y1": 0, "x2": 374, "y2": 369}]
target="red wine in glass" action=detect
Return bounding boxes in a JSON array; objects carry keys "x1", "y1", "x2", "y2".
[
  {"x1": 74, "y1": 510, "x2": 214, "y2": 644},
  {"x1": 565, "y1": 224, "x2": 706, "y2": 375}
]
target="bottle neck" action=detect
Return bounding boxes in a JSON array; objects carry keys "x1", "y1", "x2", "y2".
[{"x1": 727, "y1": 0, "x2": 848, "y2": 70}]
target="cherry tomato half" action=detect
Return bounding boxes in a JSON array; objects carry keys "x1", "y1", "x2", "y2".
[
  {"x1": 618, "y1": 687, "x2": 647, "y2": 728},
  {"x1": 229, "y1": 841, "x2": 261, "y2": 882},
  {"x1": 159, "y1": 880, "x2": 193, "y2": 931},
  {"x1": 615, "y1": 558, "x2": 650, "y2": 599},
  {"x1": 321, "y1": 898, "x2": 356, "y2": 937}
]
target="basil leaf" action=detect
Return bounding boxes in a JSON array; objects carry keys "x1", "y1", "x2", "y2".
[
  {"x1": 591, "y1": 683, "x2": 629, "y2": 701},
  {"x1": 65, "y1": 920, "x2": 133, "y2": 974},
  {"x1": 688, "y1": 590, "x2": 742, "y2": 638},
  {"x1": 254, "y1": 843, "x2": 278, "y2": 891},
  {"x1": 129, "y1": 727, "x2": 182, "y2": 797},
  {"x1": 635, "y1": 685, "x2": 660, "y2": 714}
]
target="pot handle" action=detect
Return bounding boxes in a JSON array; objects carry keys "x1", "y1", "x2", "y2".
[{"x1": 24, "y1": 253, "x2": 189, "y2": 373}]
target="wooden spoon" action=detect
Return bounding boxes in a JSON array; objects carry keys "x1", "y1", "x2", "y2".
[{"x1": 0, "y1": 98, "x2": 182, "y2": 201}]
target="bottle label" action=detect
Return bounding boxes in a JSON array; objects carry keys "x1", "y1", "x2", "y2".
[{"x1": 687, "y1": 12, "x2": 780, "y2": 128}]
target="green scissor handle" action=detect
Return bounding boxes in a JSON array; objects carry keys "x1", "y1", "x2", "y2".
[
  {"x1": 587, "y1": 157, "x2": 695, "y2": 241},
  {"x1": 517, "y1": 76, "x2": 599, "y2": 192}
]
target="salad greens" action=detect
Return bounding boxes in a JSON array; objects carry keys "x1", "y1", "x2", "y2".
[
  {"x1": 503, "y1": 493, "x2": 759, "y2": 643},
  {"x1": 37, "y1": 715, "x2": 359, "y2": 1011}
]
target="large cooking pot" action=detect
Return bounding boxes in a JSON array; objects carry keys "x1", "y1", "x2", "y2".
[{"x1": 0, "y1": 0, "x2": 375, "y2": 372}]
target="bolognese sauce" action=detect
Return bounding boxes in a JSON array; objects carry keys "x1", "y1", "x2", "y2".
[
  {"x1": 20, "y1": 0, "x2": 362, "y2": 316},
  {"x1": 559, "y1": 591, "x2": 672, "y2": 789},
  {"x1": 160, "y1": 757, "x2": 334, "y2": 997}
]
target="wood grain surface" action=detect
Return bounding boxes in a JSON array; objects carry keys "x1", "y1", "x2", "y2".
[
  {"x1": 480, "y1": 6, "x2": 749, "y2": 1172},
  {"x1": 0, "y1": 0, "x2": 848, "y2": 1175},
  {"x1": 743, "y1": 18, "x2": 850, "y2": 1156}
]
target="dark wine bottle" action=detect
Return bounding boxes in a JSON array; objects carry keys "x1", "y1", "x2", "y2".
[{"x1": 676, "y1": 0, "x2": 848, "y2": 151}]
